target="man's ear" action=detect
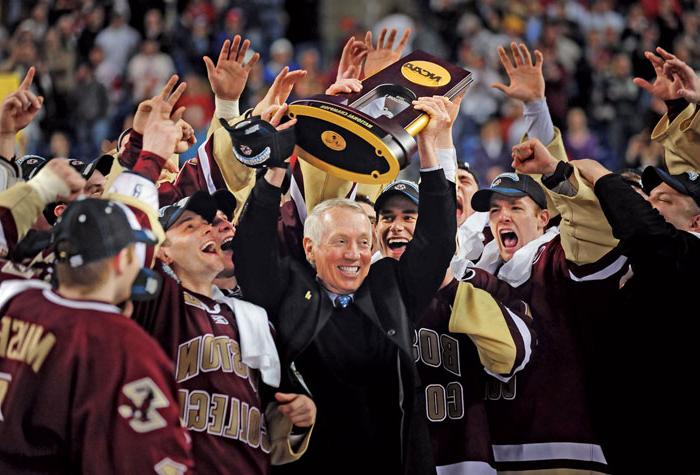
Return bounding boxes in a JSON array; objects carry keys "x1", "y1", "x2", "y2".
[
  {"x1": 113, "y1": 247, "x2": 132, "y2": 275},
  {"x1": 690, "y1": 213, "x2": 700, "y2": 233},
  {"x1": 156, "y1": 239, "x2": 173, "y2": 265},
  {"x1": 303, "y1": 237, "x2": 314, "y2": 266},
  {"x1": 538, "y1": 208, "x2": 550, "y2": 230},
  {"x1": 54, "y1": 203, "x2": 67, "y2": 218}
]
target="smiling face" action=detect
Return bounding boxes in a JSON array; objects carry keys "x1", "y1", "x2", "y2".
[
  {"x1": 304, "y1": 207, "x2": 372, "y2": 294},
  {"x1": 159, "y1": 210, "x2": 224, "y2": 283},
  {"x1": 488, "y1": 195, "x2": 549, "y2": 262},
  {"x1": 456, "y1": 169, "x2": 479, "y2": 226},
  {"x1": 376, "y1": 195, "x2": 418, "y2": 260},
  {"x1": 648, "y1": 182, "x2": 700, "y2": 232}
]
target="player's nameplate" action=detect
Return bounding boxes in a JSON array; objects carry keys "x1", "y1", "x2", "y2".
[{"x1": 287, "y1": 50, "x2": 473, "y2": 184}]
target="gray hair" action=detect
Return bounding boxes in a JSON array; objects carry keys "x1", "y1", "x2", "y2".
[{"x1": 303, "y1": 198, "x2": 370, "y2": 244}]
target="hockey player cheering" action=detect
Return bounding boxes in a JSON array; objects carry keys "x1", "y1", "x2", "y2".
[
  {"x1": 473, "y1": 43, "x2": 629, "y2": 473},
  {"x1": 371, "y1": 96, "x2": 534, "y2": 473},
  {"x1": 123, "y1": 91, "x2": 315, "y2": 474}
]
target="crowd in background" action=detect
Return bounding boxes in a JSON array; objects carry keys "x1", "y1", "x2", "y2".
[{"x1": 0, "y1": 0, "x2": 696, "y2": 180}]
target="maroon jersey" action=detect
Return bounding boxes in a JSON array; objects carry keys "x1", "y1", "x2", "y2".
[
  {"x1": 415, "y1": 279, "x2": 534, "y2": 474},
  {"x1": 0, "y1": 281, "x2": 193, "y2": 474},
  {"x1": 467, "y1": 236, "x2": 628, "y2": 472},
  {"x1": 133, "y1": 263, "x2": 272, "y2": 475}
]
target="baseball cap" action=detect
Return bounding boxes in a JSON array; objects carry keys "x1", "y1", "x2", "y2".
[
  {"x1": 158, "y1": 191, "x2": 219, "y2": 231},
  {"x1": 642, "y1": 167, "x2": 700, "y2": 207},
  {"x1": 53, "y1": 199, "x2": 157, "y2": 268},
  {"x1": 471, "y1": 172, "x2": 547, "y2": 212},
  {"x1": 374, "y1": 180, "x2": 419, "y2": 212},
  {"x1": 213, "y1": 189, "x2": 237, "y2": 221},
  {"x1": 16, "y1": 155, "x2": 48, "y2": 180},
  {"x1": 17, "y1": 155, "x2": 112, "y2": 181},
  {"x1": 82, "y1": 154, "x2": 115, "y2": 179},
  {"x1": 456, "y1": 158, "x2": 480, "y2": 187},
  {"x1": 219, "y1": 116, "x2": 296, "y2": 169}
]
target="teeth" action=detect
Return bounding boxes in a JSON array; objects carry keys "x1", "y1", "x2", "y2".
[
  {"x1": 338, "y1": 265, "x2": 359, "y2": 274},
  {"x1": 222, "y1": 237, "x2": 233, "y2": 245},
  {"x1": 201, "y1": 241, "x2": 216, "y2": 253}
]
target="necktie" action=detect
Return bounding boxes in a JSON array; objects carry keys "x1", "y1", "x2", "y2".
[{"x1": 334, "y1": 294, "x2": 353, "y2": 309}]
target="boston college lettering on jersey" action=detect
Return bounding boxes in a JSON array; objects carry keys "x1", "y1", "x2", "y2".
[{"x1": 178, "y1": 389, "x2": 271, "y2": 453}]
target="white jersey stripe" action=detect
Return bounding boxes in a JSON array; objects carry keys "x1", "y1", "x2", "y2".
[
  {"x1": 568, "y1": 255, "x2": 627, "y2": 282},
  {"x1": 43, "y1": 289, "x2": 121, "y2": 314},
  {"x1": 197, "y1": 140, "x2": 217, "y2": 194},
  {"x1": 437, "y1": 461, "x2": 496, "y2": 475},
  {"x1": 492, "y1": 442, "x2": 607, "y2": 464},
  {"x1": 484, "y1": 306, "x2": 533, "y2": 383}
]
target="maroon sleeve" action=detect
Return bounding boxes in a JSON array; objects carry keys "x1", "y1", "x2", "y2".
[
  {"x1": 119, "y1": 131, "x2": 143, "y2": 169},
  {"x1": 75, "y1": 323, "x2": 194, "y2": 474}
]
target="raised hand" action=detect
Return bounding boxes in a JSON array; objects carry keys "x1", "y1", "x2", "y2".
[
  {"x1": 662, "y1": 54, "x2": 700, "y2": 104},
  {"x1": 336, "y1": 36, "x2": 368, "y2": 81},
  {"x1": 142, "y1": 96, "x2": 183, "y2": 160},
  {"x1": 325, "y1": 78, "x2": 362, "y2": 95},
  {"x1": 133, "y1": 75, "x2": 187, "y2": 135},
  {"x1": 511, "y1": 138, "x2": 558, "y2": 175},
  {"x1": 413, "y1": 95, "x2": 458, "y2": 144},
  {"x1": 252, "y1": 66, "x2": 307, "y2": 116},
  {"x1": 0, "y1": 67, "x2": 43, "y2": 136},
  {"x1": 632, "y1": 47, "x2": 683, "y2": 101},
  {"x1": 363, "y1": 28, "x2": 411, "y2": 78},
  {"x1": 492, "y1": 43, "x2": 545, "y2": 103},
  {"x1": 174, "y1": 118, "x2": 196, "y2": 154},
  {"x1": 261, "y1": 103, "x2": 297, "y2": 131},
  {"x1": 203, "y1": 35, "x2": 260, "y2": 101},
  {"x1": 275, "y1": 392, "x2": 316, "y2": 428}
]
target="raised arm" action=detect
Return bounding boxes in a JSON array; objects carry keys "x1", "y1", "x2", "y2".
[
  {"x1": 511, "y1": 138, "x2": 618, "y2": 264},
  {"x1": 396, "y1": 96, "x2": 457, "y2": 316},
  {"x1": 640, "y1": 48, "x2": 700, "y2": 173}
]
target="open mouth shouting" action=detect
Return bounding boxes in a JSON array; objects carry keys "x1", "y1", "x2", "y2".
[
  {"x1": 386, "y1": 237, "x2": 409, "y2": 258},
  {"x1": 498, "y1": 228, "x2": 520, "y2": 255}
]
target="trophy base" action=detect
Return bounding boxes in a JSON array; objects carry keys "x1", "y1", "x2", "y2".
[{"x1": 288, "y1": 100, "x2": 415, "y2": 184}]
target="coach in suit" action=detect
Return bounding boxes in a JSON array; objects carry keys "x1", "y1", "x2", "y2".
[{"x1": 233, "y1": 97, "x2": 458, "y2": 475}]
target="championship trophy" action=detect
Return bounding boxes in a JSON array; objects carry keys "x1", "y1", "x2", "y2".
[{"x1": 287, "y1": 50, "x2": 473, "y2": 184}]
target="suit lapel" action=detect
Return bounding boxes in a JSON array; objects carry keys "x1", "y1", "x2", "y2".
[{"x1": 353, "y1": 284, "x2": 383, "y2": 330}]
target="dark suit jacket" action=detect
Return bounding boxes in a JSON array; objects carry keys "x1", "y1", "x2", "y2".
[{"x1": 233, "y1": 170, "x2": 456, "y2": 475}]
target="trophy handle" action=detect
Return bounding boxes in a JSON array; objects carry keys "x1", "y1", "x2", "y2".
[{"x1": 404, "y1": 113, "x2": 430, "y2": 137}]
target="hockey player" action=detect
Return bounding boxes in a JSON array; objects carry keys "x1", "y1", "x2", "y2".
[{"x1": 0, "y1": 198, "x2": 193, "y2": 473}]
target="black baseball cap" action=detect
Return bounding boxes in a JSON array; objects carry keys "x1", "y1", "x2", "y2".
[
  {"x1": 471, "y1": 172, "x2": 547, "y2": 212},
  {"x1": 456, "y1": 159, "x2": 480, "y2": 187},
  {"x1": 374, "y1": 180, "x2": 419, "y2": 212},
  {"x1": 17, "y1": 155, "x2": 112, "y2": 181},
  {"x1": 220, "y1": 116, "x2": 296, "y2": 169},
  {"x1": 53, "y1": 199, "x2": 157, "y2": 268},
  {"x1": 212, "y1": 189, "x2": 237, "y2": 221},
  {"x1": 82, "y1": 154, "x2": 115, "y2": 179},
  {"x1": 16, "y1": 155, "x2": 48, "y2": 180},
  {"x1": 158, "y1": 191, "x2": 219, "y2": 231},
  {"x1": 642, "y1": 167, "x2": 700, "y2": 207}
]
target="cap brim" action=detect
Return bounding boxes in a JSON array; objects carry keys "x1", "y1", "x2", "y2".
[
  {"x1": 642, "y1": 167, "x2": 688, "y2": 196},
  {"x1": 471, "y1": 187, "x2": 527, "y2": 212},
  {"x1": 131, "y1": 228, "x2": 158, "y2": 246},
  {"x1": 160, "y1": 191, "x2": 218, "y2": 231},
  {"x1": 374, "y1": 190, "x2": 419, "y2": 212}
]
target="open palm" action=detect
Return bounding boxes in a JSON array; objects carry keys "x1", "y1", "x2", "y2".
[
  {"x1": 492, "y1": 43, "x2": 545, "y2": 103},
  {"x1": 204, "y1": 35, "x2": 260, "y2": 101},
  {"x1": 632, "y1": 48, "x2": 682, "y2": 101},
  {"x1": 363, "y1": 28, "x2": 411, "y2": 78}
]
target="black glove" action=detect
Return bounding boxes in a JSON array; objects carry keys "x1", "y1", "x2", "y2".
[{"x1": 219, "y1": 116, "x2": 296, "y2": 169}]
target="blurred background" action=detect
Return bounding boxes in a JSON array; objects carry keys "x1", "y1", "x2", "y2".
[{"x1": 0, "y1": 0, "x2": 696, "y2": 181}]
